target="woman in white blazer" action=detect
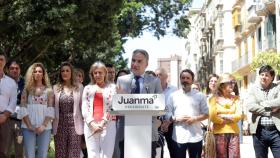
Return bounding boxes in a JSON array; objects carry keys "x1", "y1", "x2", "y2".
[
  {"x1": 82, "y1": 61, "x2": 116, "y2": 158},
  {"x1": 52, "y1": 62, "x2": 84, "y2": 158}
]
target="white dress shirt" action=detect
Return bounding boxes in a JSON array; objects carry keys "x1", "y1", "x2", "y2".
[
  {"x1": 167, "y1": 89, "x2": 208, "y2": 144},
  {"x1": 0, "y1": 75, "x2": 17, "y2": 113}
]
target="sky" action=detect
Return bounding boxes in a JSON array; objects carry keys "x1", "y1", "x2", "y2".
[
  {"x1": 122, "y1": 0, "x2": 204, "y2": 71},
  {"x1": 122, "y1": 32, "x2": 186, "y2": 71}
]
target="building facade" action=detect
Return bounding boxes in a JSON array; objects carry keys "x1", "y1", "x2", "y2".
[
  {"x1": 185, "y1": 0, "x2": 279, "y2": 90},
  {"x1": 158, "y1": 55, "x2": 182, "y2": 88}
]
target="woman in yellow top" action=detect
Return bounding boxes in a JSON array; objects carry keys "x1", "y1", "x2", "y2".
[{"x1": 209, "y1": 73, "x2": 242, "y2": 158}]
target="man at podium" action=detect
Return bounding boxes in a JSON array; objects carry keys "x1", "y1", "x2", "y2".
[{"x1": 116, "y1": 49, "x2": 163, "y2": 158}]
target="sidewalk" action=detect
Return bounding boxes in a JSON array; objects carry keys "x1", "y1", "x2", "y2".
[{"x1": 241, "y1": 136, "x2": 273, "y2": 158}]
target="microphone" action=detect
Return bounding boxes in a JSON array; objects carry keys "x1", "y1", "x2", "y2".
[{"x1": 145, "y1": 85, "x2": 150, "y2": 94}]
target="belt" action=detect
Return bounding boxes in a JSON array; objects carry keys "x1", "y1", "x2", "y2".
[{"x1": 260, "y1": 125, "x2": 277, "y2": 131}]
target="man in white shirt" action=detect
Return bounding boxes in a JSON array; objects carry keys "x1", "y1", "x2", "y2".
[
  {"x1": 167, "y1": 69, "x2": 208, "y2": 158},
  {"x1": 0, "y1": 53, "x2": 18, "y2": 158}
]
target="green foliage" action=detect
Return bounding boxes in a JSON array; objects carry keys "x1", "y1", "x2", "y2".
[
  {"x1": 251, "y1": 49, "x2": 280, "y2": 74},
  {"x1": 0, "y1": 0, "x2": 191, "y2": 78}
]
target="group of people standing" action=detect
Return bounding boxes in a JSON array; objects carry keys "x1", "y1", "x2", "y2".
[{"x1": 0, "y1": 48, "x2": 280, "y2": 158}]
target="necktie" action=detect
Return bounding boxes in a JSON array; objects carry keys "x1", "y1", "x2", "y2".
[{"x1": 134, "y1": 76, "x2": 141, "y2": 94}]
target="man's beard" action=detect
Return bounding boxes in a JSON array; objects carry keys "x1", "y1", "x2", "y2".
[{"x1": 182, "y1": 83, "x2": 191, "y2": 92}]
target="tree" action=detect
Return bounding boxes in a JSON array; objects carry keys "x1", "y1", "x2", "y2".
[
  {"x1": 0, "y1": 0, "x2": 191, "y2": 80},
  {"x1": 251, "y1": 49, "x2": 280, "y2": 74}
]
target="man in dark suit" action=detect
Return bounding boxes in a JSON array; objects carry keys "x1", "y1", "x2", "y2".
[{"x1": 116, "y1": 49, "x2": 162, "y2": 158}]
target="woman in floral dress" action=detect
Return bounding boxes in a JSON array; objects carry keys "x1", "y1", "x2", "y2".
[{"x1": 53, "y1": 62, "x2": 84, "y2": 158}]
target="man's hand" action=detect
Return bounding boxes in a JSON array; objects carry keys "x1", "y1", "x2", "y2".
[
  {"x1": 0, "y1": 114, "x2": 7, "y2": 124},
  {"x1": 161, "y1": 120, "x2": 171, "y2": 132},
  {"x1": 272, "y1": 107, "x2": 280, "y2": 114},
  {"x1": 174, "y1": 115, "x2": 188, "y2": 123},
  {"x1": 184, "y1": 116, "x2": 197, "y2": 125},
  {"x1": 116, "y1": 86, "x2": 127, "y2": 94}
]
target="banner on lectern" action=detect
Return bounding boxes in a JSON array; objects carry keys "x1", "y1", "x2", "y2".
[{"x1": 111, "y1": 94, "x2": 165, "y2": 115}]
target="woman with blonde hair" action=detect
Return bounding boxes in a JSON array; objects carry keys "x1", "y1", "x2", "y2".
[
  {"x1": 18, "y1": 62, "x2": 54, "y2": 158},
  {"x1": 82, "y1": 61, "x2": 116, "y2": 158},
  {"x1": 208, "y1": 73, "x2": 242, "y2": 158},
  {"x1": 53, "y1": 62, "x2": 84, "y2": 158}
]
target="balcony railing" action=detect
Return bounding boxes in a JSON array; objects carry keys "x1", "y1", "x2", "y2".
[{"x1": 232, "y1": 54, "x2": 249, "y2": 72}]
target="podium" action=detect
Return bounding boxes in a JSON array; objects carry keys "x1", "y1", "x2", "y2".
[{"x1": 111, "y1": 94, "x2": 165, "y2": 158}]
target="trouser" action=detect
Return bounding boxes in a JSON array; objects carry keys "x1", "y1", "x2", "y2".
[
  {"x1": 8, "y1": 118, "x2": 24, "y2": 158},
  {"x1": 253, "y1": 125, "x2": 280, "y2": 158},
  {"x1": 0, "y1": 118, "x2": 11, "y2": 158},
  {"x1": 215, "y1": 133, "x2": 240, "y2": 158},
  {"x1": 84, "y1": 121, "x2": 116, "y2": 158},
  {"x1": 22, "y1": 128, "x2": 51, "y2": 158},
  {"x1": 164, "y1": 123, "x2": 175, "y2": 158},
  {"x1": 173, "y1": 140, "x2": 203, "y2": 158}
]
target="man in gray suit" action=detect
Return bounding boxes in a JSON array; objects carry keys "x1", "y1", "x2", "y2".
[
  {"x1": 247, "y1": 65, "x2": 280, "y2": 158},
  {"x1": 116, "y1": 49, "x2": 162, "y2": 158}
]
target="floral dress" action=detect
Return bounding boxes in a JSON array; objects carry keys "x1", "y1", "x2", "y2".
[{"x1": 54, "y1": 90, "x2": 81, "y2": 158}]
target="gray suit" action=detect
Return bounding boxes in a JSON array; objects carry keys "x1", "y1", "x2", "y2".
[
  {"x1": 247, "y1": 83, "x2": 280, "y2": 134},
  {"x1": 116, "y1": 73, "x2": 163, "y2": 141}
]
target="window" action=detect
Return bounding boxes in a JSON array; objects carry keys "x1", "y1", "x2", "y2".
[
  {"x1": 219, "y1": 53, "x2": 223, "y2": 74},
  {"x1": 267, "y1": 14, "x2": 276, "y2": 49},
  {"x1": 219, "y1": 17, "x2": 223, "y2": 38},
  {"x1": 257, "y1": 27, "x2": 262, "y2": 50}
]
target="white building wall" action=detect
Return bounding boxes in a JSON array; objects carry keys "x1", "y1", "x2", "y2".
[
  {"x1": 219, "y1": 0, "x2": 236, "y2": 74},
  {"x1": 277, "y1": 0, "x2": 280, "y2": 53},
  {"x1": 170, "y1": 59, "x2": 179, "y2": 88}
]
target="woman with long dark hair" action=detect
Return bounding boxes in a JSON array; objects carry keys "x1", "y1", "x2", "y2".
[{"x1": 53, "y1": 62, "x2": 84, "y2": 158}]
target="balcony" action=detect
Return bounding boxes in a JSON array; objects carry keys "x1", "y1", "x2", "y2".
[
  {"x1": 232, "y1": 54, "x2": 249, "y2": 72},
  {"x1": 213, "y1": 10, "x2": 222, "y2": 21},
  {"x1": 247, "y1": 5, "x2": 262, "y2": 23},
  {"x1": 241, "y1": 29, "x2": 250, "y2": 37}
]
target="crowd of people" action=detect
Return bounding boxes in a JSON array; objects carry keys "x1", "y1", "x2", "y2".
[{"x1": 0, "y1": 49, "x2": 280, "y2": 158}]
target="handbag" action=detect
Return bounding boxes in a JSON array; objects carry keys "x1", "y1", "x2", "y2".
[{"x1": 204, "y1": 119, "x2": 216, "y2": 158}]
